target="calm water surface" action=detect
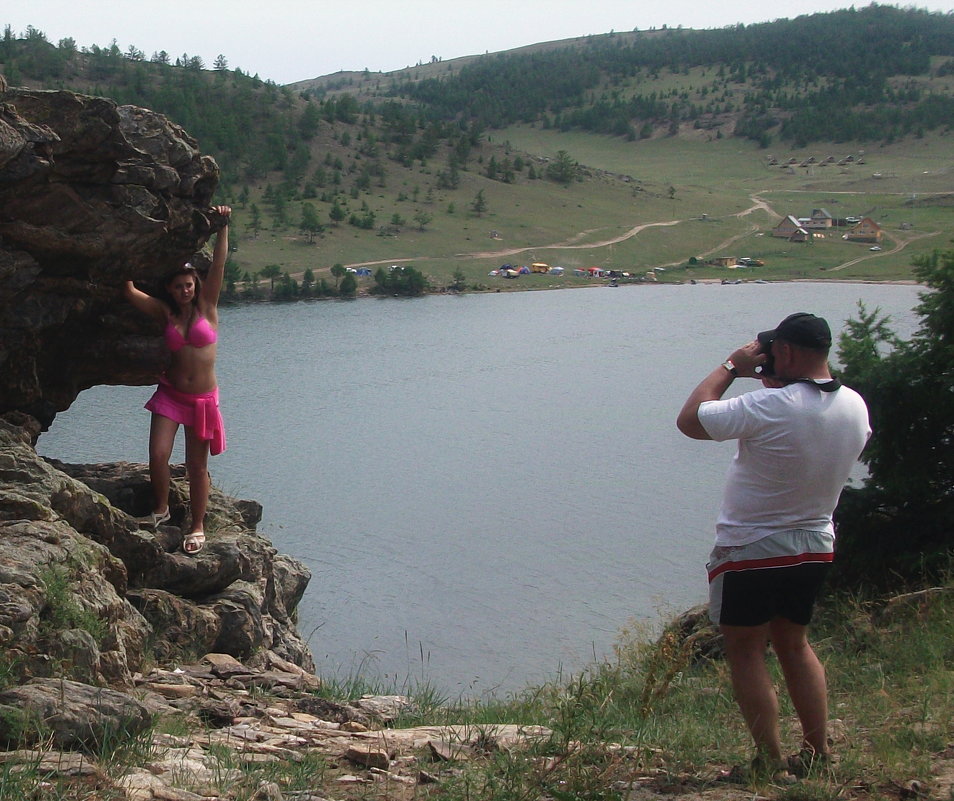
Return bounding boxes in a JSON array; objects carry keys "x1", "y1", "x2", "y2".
[{"x1": 39, "y1": 281, "x2": 922, "y2": 697}]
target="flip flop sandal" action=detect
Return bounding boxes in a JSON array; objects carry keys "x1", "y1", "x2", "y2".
[
  {"x1": 137, "y1": 509, "x2": 171, "y2": 529},
  {"x1": 182, "y1": 532, "x2": 206, "y2": 555}
]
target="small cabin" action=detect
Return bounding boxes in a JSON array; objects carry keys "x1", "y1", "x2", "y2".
[
  {"x1": 772, "y1": 215, "x2": 810, "y2": 240},
  {"x1": 844, "y1": 217, "x2": 884, "y2": 244}
]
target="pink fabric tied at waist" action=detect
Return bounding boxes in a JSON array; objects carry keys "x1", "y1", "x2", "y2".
[{"x1": 145, "y1": 379, "x2": 227, "y2": 455}]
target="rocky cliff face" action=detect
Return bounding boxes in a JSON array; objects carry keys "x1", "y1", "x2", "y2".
[
  {"x1": 1, "y1": 80, "x2": 221, "y2": 426},
  {"x1": 0, "y1": 79, "x2": 315, "y2": 699},
  {"x1": 0, "y1": 414, "x2": 314, "y2": 688}
]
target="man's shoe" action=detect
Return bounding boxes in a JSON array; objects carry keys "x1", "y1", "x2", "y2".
[
  {"x1": 718, "y1": 755, "x2": 796, "y2": 785},
  {"x1": 787, "y1": 748, "x2": 832, "y2": 777}
]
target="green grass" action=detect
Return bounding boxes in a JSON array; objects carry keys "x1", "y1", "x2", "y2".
[
  {"x1": 400, "y1": 579, "x2": 954, "y2": 801},
  {"x1": 39, "y1": 566, "x2": 108, "y2": 646},
  {"x1": 9, "y1": 574, "x2": 951, "y2": 800},
  {"x1": 225, "y1": 128, "x2": 952, "y2": 295}
]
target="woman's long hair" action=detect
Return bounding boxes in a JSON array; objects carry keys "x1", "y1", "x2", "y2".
[{"x1": 157, "y1": 263, "x2": 203, "y2": 317}]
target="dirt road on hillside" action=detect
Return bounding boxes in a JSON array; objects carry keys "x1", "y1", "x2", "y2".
[
  {"x1": 339, "y1": 192, "x2": 938, "y2": 275},
  {"x1": 345, "y1": 193, "x2": 780, "y2": 271},
  {"x1": 825, "y1": 229, "x2": 942, "y2": 272}
]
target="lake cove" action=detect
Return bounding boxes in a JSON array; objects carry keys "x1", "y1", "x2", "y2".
[{"x1": 40, "y1": 281, "x2": 923, "y2": 696}]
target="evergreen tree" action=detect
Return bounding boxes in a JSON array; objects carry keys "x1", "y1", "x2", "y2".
[
  {"x1": 471, "y1": 189, "x2": 487, "y2": 217},
  {"x1": 259, "y1": 264, "x2": 282, "y2": 293},
  {"x1": 546, "y1": 150, "x2": 578, "y2": 185},
  {"x1": 300, "y1": 202, "x2": 324, "y2": 242},
  {"x1": 329, "y1": 200, "x2": 346, "y2": 226},
  {"x1": 371, "y1": 265, "x2": 427, "y2": 296},
  {"x1": 833, "y1": 248, "x2": 954, "y2": 589},
  {"x1": 413, "y1": 210, "x2": 433, "y2": 231},
  {"x1": 330, "y1": 263, "x2": 346, "y2": 290},
  {"x1": 339, "y1": 272, "x2": 358, "y2": 297},
  {"x1": 249, "y1": 204, "x2": 262, "y2": 237}
]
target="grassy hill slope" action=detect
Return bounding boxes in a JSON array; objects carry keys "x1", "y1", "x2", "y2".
[{"x1": 3, "y1": 8, "x2": 952, "y2": 294}]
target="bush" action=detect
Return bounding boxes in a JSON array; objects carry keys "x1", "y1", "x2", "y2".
[
  {"x1": 832, "y1": 247, "x2": 954, "y2": 590},
  {"x1": 371, "y1": 265, "x2": 428, "y2": 297}
]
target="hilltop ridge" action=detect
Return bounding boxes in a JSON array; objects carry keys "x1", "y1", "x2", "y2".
[{"x1": 2, "y1": 6, "x2": 953, "y2": 291}]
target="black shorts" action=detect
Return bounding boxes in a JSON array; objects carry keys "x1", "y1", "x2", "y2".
[
  {"x1": 715, "y1": 562, "x2": 830, "y2": 626},
  {"x1": 707, "y1": 530, "x2": 834, "y2": 626}
]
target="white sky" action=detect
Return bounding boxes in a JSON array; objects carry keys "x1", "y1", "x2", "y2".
[{"x1": 6, "y1": 1, "x2": 954, "y2": 86}]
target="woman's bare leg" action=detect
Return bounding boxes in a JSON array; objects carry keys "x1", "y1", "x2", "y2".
[
  {"x1": 184, "y1": 425, "x2": 210, "y2": 534},
  {"x1": 148, "y1": 414, "x2": 178, "y2": 514}
]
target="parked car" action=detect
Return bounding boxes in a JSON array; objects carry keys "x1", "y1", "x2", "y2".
[{"x1": 869, "y1": 246, "x2": 882, "y2": 251}]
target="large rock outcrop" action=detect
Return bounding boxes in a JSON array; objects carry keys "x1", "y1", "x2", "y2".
[
  {"x1": 0, "y1": 414, "x2": 314, "y2": 688},
  {"x1": 0, "y1": 80, "x2": 316, "y2": 713},
  {"x1": 0, "y1": 82, "x2": 221, "y2": 427}
]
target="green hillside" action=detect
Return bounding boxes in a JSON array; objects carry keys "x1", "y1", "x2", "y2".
[{"x1": 2, "y1": 6, "x2": 953, "y2": 296}]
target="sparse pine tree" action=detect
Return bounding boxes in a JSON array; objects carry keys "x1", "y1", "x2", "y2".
[{"x1": 471, "y1": 189, "x2": 487, "y2": 217}]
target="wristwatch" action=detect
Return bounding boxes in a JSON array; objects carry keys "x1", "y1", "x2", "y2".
[{"x1": 721, "y1": 359, "x2": 738, "y2": 377}]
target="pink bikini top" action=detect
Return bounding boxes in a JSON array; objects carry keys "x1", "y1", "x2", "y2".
[{"x1": 164, "y1": 314, "x2": 217, "y2": 351}]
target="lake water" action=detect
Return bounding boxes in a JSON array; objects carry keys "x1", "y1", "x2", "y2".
[{"x1": 38, "y1": 281, "x2": 922, "y2": 698}]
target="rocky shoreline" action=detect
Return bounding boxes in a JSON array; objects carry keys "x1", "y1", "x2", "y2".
[
  {"x1": 0, "y1": 413, "x2": 556, "y2": 799},
  {"x1": 0, "y1": 414, "x2": 313, "y2": 683},
  {"x1": 0, "y1": 653, "x2": 550, "y2": 801}
]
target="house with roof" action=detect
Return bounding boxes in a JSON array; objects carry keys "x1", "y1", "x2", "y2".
[
  {"x1": 805, "y1": 209, "x2": 834, "y2": 230},
  {"x1": 771, "y1": 215, "x2": 811, "y2": 241},
  {"x1": 843, "y1": 217, "x2": 883, "y2": 244}
]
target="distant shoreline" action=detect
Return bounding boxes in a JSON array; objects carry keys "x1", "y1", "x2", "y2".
[{"x1": 226, "y1": 276, "x2": 922, "y2": 306}]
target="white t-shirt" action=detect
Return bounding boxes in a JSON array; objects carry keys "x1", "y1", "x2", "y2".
[{"x1": 698, "y1": 381, "x2": 871, "y2": 547}]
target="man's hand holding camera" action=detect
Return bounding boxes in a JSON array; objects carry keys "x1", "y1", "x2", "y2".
[
  {"x1": 679, "y1": 338, "x2": 782, "y2": 438},
  {"x1": 725, "y1": 340, "x2": 767, "y2": 379},
  {"x1": 725, "y1": 340, "x2": 787, "y2": 388}
]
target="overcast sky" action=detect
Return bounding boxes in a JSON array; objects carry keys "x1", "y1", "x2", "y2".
[{"x1": 6, "y1": 1, "x2": 954, "y2": 86}]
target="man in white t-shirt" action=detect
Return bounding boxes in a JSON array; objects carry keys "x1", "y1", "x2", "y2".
[{"x1": 677, "y1": 312, "x2": 870, "y2": 778}]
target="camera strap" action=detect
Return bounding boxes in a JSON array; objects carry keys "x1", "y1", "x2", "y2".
[{"x1": 789, "y1": 378, "x2": 841, "y2": 392}]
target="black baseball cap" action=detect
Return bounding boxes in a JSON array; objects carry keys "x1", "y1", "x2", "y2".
[{"x1": 758, "y1": 312, "x2": 832, "y2": 350}]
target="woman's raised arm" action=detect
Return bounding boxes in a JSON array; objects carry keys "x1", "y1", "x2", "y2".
[
  {"x1": 124, "y1": 280, "x2": 168, "y2": 323},
  {"x1": 201, "y1": 205, "x2": 231, "y2": 311}
]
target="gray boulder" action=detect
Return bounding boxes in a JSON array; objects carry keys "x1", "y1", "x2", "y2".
[{"x1": 0, "y1": 678, "x2": 151, "y2": 750}]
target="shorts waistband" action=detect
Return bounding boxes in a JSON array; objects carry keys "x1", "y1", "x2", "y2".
[{"x1": 707, "y1": 529, "x2": 834, "y2": 583}]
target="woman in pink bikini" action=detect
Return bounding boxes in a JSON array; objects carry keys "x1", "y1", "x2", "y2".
[{"x1": 124, "y1": 205, "x2": 231, "y2": 554}]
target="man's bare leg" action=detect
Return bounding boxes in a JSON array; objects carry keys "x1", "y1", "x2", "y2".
[
  {"x1": 770, "y1": 617, "x2": 829, "y2": 756},
  {"x1": 721, "y1": 623, "x2": 784, "y2": 764}
]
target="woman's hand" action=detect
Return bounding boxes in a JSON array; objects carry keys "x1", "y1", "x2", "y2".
[{"x1": 203, "y1": 207, "x2": 232, "y2": 309}]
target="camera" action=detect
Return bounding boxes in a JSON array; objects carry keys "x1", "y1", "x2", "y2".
[{"x1": 756, "y1": 337, "x2": 775, "y2": 377}]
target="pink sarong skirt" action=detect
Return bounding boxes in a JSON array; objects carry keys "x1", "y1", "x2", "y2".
[{"x1": 145, "y1": 379, "x2": 226, "y2": 455}]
